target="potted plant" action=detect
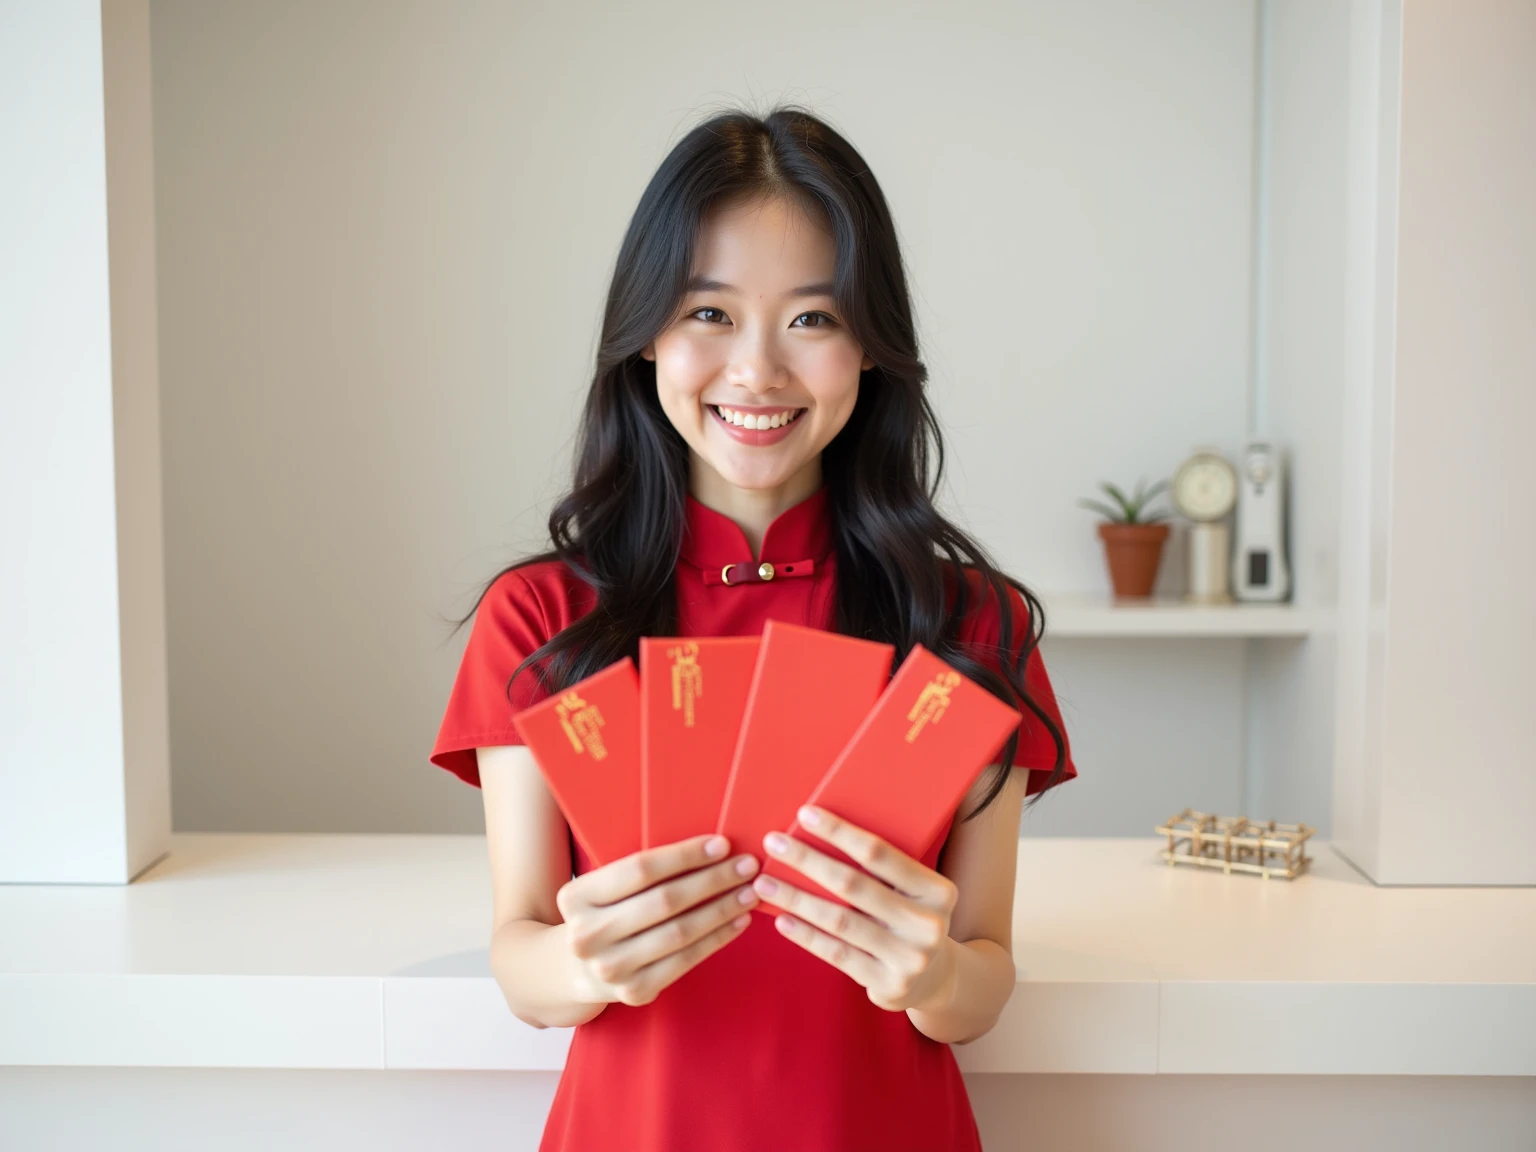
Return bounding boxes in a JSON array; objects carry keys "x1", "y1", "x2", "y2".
[{"x1": 1079, "y1": 477, "x2": 1172, "y2": 598}]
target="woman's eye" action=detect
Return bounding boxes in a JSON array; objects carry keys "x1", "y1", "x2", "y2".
[{"x1": 687, "y1": 307, "x2": 835, "y2": 327}]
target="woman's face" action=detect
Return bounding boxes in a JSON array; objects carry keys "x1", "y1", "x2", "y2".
[{"x1": 642, "y1": 194, "x2": 874, "y2": 498}]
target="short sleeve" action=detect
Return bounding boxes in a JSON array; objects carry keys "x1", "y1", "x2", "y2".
[
  {"x1": 429, "y1": 568, "x2": 555, "y2": 789},
  {"x1": 954, "y1": 569, "x2": 1079, "y2": 798}
]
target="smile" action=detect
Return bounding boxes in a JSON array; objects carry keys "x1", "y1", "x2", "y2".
[
  {"x1": 710, "y1": 404, "x2": 804, "y2": 430},
  {"x1": 708, "y1": 403, "x2": 805, "y2": 445}
]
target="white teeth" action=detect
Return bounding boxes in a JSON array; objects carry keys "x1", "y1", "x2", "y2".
[{"x1": 715, "y1": 405, "x2": 800, "y2": 430}]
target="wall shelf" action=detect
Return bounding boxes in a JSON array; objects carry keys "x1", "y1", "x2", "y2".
[{"x1": 1037, "y1": 594, "x2": 1326, "y2": 639}]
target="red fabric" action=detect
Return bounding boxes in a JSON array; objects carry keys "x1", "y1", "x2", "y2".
[{"x1": 429, "y1": 486, "x2": 1078, "y2": 1152}]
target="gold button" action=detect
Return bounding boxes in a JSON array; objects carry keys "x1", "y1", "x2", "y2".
[
  {"x1": 721, "y1": 564, "x2": 735, "y2": 586},
  {"x1": 758, "y1": 562, "x2": 775, "y2": 581}
]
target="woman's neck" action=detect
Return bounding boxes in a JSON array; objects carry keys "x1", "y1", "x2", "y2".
[{"x1": 689, "y1": 457, "x2": 822, "y2": 561}]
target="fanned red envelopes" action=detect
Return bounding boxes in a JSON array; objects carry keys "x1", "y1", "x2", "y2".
[
  {"x1": 511, "y1": 657, "x2": 641, "y2": 869},
  {"x1": 716, "y1": 620, "x2": 894, "y2": 917},
  {"x1": 762, "y1": 644, "x2": 1023, "y2": 909},
  {"x1": 640, "y1": 636, "x2": 761, "y2": 850}
]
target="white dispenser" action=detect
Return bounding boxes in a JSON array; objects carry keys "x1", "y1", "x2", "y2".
[{"x1": 1232, "y1": 442, "x2": 1291, "y2": 602}]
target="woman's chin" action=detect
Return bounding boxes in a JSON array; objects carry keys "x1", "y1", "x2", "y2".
[{"x1": 695, "y1": 450, "x2": 804, "y2": 495}]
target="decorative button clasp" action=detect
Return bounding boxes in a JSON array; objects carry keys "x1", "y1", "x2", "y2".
[{"x1": 703, "y1": 557, "x2": 817, "y2": 587}]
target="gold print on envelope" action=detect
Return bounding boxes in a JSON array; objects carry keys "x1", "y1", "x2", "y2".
[
  {"x1": 555, "y1": 691, "x2": 608, "y2": 759},
  {"x1": 904, "y1": 672, "x2": 960, "y2": 743},
  {"x1": 667, "y1": 643, "x2": 703, "y2": 728}
]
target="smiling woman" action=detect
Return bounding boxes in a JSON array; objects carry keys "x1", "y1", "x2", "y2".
[
  {"x1": 430, "y1": 104, "x2": 1077, "y2": 1152},
  {"x1": 642, "y1": 194, "x2": 873, "y2": 507}
]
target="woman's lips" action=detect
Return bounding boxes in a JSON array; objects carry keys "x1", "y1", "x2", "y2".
[{"x1": 707, "y1": 404, "x2": 805, "y2": 446}]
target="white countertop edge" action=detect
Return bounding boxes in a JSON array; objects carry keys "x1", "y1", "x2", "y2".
[
  {"x1": 5, "y1": 972, "x2": 1533, "y2": 1075},
  {"x1": 1157, "y1": 980, "x2": 1536, "y2": 1076},
  {"x1": 0, "y1": 973, "x2": 383, "y2": 1069},
  {"x1": 4, "y1": 834, "x2": 1533, "y2": 1076}
]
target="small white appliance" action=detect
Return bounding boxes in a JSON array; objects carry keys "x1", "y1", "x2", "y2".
[{"x1": 1232, "y1": 441, "x2": 1291, "y2": 602}]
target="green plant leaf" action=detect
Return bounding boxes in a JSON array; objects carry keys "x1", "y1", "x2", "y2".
[
  {"x1": 1077, "y1": 497, "x2": 1126, "y2": 522},
  {"x1": 1099, "y1": 482, "x2": 1135, "y2": 519},
  {"x1": 1124, "y1": 477, "x2": 1171, "y2": 521}
]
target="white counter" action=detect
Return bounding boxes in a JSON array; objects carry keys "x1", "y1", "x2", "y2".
[{"x1": 1, "y1": 834, "x2": 1531, "y2": 1076}]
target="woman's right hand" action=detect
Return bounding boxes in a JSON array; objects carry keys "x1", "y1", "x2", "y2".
[{"x1": 555, "y1": 835, "x2": 761, "y2": 1008}]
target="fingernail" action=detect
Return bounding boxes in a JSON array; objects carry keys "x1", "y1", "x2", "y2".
[
  {"x1": 765, "y1": 832, "x2": 789, "y2": 855},
  {"x1": 735, "y1": 856, "x2": 757, "y2": 877},
  {"x1": 798, "y1": 806, "x2": 820, "y2": 827},
  {"x1": 705, "y1": 836, "x2": 728, "y2": 857},
  {"x1": 754, "y1": 875, "x2": 779, "y2": 897},
  {"x1": 738, "y1": 887, "x2": 758, "y2": 905}
]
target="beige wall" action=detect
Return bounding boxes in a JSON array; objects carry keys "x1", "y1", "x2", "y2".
[
  {"x1": 1371, "y1": 0, "x2": 1535, "y2": 882},
  {"x1": 1329, "y1": 0, "x2": 1536, "y2": 885},
  {"x1": 149, "y1": 0, "x2": 1266, "y2": 833}
]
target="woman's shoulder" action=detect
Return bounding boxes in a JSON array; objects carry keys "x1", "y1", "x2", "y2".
[
  {"x1": 942, "y1": 562, "x2": 1035, "y2": 646},
  {"x1": 479, "y1": 555, "x2": 598, "y2": 633}
]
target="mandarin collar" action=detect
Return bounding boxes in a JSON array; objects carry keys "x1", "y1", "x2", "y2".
[{"x1": 679, "y1": 486, "x2": 833, "y2": 572}]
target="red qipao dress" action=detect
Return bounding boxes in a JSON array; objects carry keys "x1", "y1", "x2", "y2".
[{"x1": 430, "y1": 486, "x2": 1078, "y2": 1152}]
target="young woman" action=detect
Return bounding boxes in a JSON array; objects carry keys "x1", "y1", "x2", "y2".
[{"x1": 431, "y1": 105, "x2": 1077, "y2": 1151}]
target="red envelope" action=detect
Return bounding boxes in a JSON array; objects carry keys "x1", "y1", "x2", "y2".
[
  {"x1": 640, "y1": 636, "x2": 761, "y2": 850},
  {"x1": 716, "y1": 619, "x2": 895, "y2": 917},
  {"x1": 762, "y1": 644, "x2": 1023, "y2": 910},
  {"x1": 511, "y1": 657, "x2": 641, "y2": 869}
]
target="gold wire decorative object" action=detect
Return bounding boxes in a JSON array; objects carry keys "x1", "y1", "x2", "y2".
[{"x1": 1154, "y1": 808, "x2": 1314, "y2": 880}]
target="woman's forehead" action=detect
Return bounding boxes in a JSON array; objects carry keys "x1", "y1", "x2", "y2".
[{"x1": 691, "y1": 195, "x2": 836, "y2": 291}]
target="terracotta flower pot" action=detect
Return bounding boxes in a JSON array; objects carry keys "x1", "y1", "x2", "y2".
[{"x1": 1097, "y1": 522, "x2": 1170, "y2": 598}]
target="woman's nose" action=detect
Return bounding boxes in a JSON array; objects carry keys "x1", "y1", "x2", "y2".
[{"x1": 724, "y1": 333, "x2": 789, "y2": 393}]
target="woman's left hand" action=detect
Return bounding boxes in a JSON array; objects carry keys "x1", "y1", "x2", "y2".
[{"x1": 754, "y1": 805, "x2": 958, "y2": 1014}]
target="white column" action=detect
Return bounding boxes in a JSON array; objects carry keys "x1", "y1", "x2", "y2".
[
  {"x1": 0, "y1": 0, "x2": 170, "y2": 883},
  {"x1": 1332, "y1": 0, "x2": 1536, "y2": 884}
]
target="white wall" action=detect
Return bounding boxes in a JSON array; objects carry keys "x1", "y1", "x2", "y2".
[
  {"x1": 1331, "y1": 0, "x2": 1536, "y2": 884},
  {"x1": 1242, "y1": 0, "x2": 1350, "y2": 834},
  {"x1": 147, "y1": 0, "x2": 1264, "y2": 835},
  {"x1": 0, "y1": 0, "x2": 170, "y2": 882}
]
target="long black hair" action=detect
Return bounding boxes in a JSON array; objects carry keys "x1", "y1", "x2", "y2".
[{"x1": 449, "y1": 104, "x2": 1068, "y2": 821}]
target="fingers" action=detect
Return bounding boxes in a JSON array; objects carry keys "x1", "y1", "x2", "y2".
[
  {"x1": 602, "y1": 851, "x2": 760, "y2": 946},
  {"x1": 754, "y1": 873, "x2": 894, "y2": 957},
  {"x1": 770, "y1": 903, "x2": 886, "y2": 991},
  {"x1": 792, "y1": 806, "x2": 952, "y2": 909},
  {"x1": 581, "y1": 880, "x2": 762, "y2": 1003},
  {"x1": 561, "y1": 847, "x2": 760, "y2": 970},
  {"x1": 761, "y1": 827, "x2": 909, "y2": 927},
  {"x1": 561, "y1": 833, "x2": 731, "y2": 913},
  {"x1": 605, "y1": 907, "x2": 753, "y2": 1008}
]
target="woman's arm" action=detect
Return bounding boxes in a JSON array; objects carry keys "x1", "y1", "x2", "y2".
[
  {"x1": 479, "y1": 744, "x2": 609, "y2": 1029},
  {"x1": 904, "y1": 765, "x2": 1024, "y2": 1045}
]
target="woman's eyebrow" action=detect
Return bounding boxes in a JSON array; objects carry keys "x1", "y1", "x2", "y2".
[{"x1": 684, "y1": 275, "x2": 836, "y2": 298}]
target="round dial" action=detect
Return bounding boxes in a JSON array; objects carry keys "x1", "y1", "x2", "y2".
[{"x1": 1173, "y1": 451, "x2": 1238, "y2": 521}]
